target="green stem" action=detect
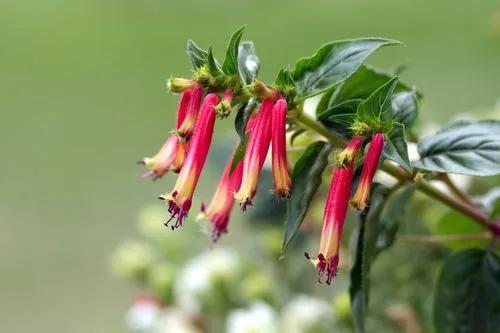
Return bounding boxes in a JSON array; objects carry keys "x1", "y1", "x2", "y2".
[{"x1": 295, "y1": 110, "x2": 500, "y2": 235}]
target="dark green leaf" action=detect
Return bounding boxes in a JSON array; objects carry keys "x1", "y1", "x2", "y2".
[
  {"x1": 434, "y1": 248, "x2": 500, "y2": 333},
  {"x1": 237, "y1": 41, "x2": 260, "y2": 85},
  {"x1": 230, "y1": 134, "x2": 248, "y2": 174},
  {"x1": 282, "y1": 141, "x2": 331, "y2": 251},
  {"x1": 350, "y1": 185, "x2": 388, "y2": 333},
  {"x1": 383, "y1": 123, "x2": 411, "y2": 171},
  {"x1": 356, "y1": 77, "x2": 399, "y2": 128},
  {"x1": 234, "y1": 99, "x2": 258, "y2": 141},
  {"x1": 186, "y1": 39, "x2": 208, "y2": 69},
  {"x1": 292, "y1": 38, "x2": 401, "y2": 99},
  {"x1": 222, "y1": 26, "x2": 245, "y2": 75},
  {"x1": 414, "y1": 120, "x2": 500, "y2": 176},
  {"x1": 375, "y1": 184, "x2": 415, "y2": 253},
  {"x1": 391, "y1": 89, "x2": 418, "y2": 127}
]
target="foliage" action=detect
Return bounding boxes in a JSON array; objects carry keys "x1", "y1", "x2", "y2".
[{"x1": 125, "y1": 27, "x2": 500, "y2": 333}]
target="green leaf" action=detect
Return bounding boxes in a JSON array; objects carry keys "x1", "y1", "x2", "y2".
[
  {"x1": 434, "y1": 248, "x2": 500, "y2": 333},
  {"x1": 230, "y1": 134, "x2": 248, "y2": 174},
  {"x1": 222, "y1": 26, "x2": 245, "y2": 75},
  {"x1": 318, "y1": 98, "x2": 362, "y2": 121},
  {"x1": 375, "y1": 184, "x2": 416, "y2": 253},
  {"x1": 292, "y1": 38, "x2": 401, "y2": 99},
  {"x1": 349, "y1": 185, "x2": 388, "y2": 333},
  {"x1": 317, "y1": 99, "x2": 360, "y2": 134},
  {"x1": 238, "y1": 41, "x2": 260, "y2": 85},
  {"x1": 282, "y1": 141, "x2": 331, "y2": 251},
  {"x1": 435, "y1": 210, "x2": 489, "y2": 250},
  {"x1": 275, "y1": 67, "x2": 295, "y2": 89},
  {"x1": 476, "y1": 188, "x2": 500, "y2": 221},
  {"x1": 317, "y1": 66, "x2": 419, "y2": 135},
  {"x1": 234, "y1": 99, "x2": 257, "y2": 141},
  {"x1": 327, "y1": 65, "x2": 414, "y2": 109},
  {"x1": 391, "y1": 89, "x2": 418, "y2": 127},
  {"x1": 356, "y1": 76, "x2": 399, "y2": 128},
  {"x1": 186, "y1": 39, "x2": 208, "y2": 69},
  {"x1": 413, "y1": 120, "x2": 500, "y2": 176},
  {"x1": 383, "y1": 122, "x2": 411, "y2": 171},
  {"x1": 207, "y1": 46, "x2": 223, "y2": 76}
]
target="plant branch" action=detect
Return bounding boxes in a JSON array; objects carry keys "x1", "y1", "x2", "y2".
[
  {"x1": 294, "y1": 110, "x2": 500, "y2": 235},
  {"x1": 435, "y1": 173, "x2": 474, "y2": 204}
]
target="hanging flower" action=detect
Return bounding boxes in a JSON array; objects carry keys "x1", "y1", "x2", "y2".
[
  {"x1": 351, "y1": 132, "x2": 384, "y2": 211},
  {"x1": 138, "y1": 136, "x2": 187, "y2": 180},
  {"x1": 159, "y1": 93, "x2": 219, "y2": 229},
  {"x1": 138, "y1": 89, "x2": 192, "y2": 179},
  {"x1": 305, "y1": 136, "x2": 364, "y2": 284},
  {"x1": 271, "y1": 98, "x2": 292, "y2": 199},
  {"x1": 199, "y1": 151, "x2": 244, "y2": 242},
  {"x1": 234, "y1": 99, "x2": 274, "y2": 211}
]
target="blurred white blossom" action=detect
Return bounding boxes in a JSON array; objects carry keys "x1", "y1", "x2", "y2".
[
  {"x1": 226, "y1": 302, "x2": 278, "y2": 333},
  {"x1": 280, "y1": 295, "x2": 333, "y2": 333},
  {"x1": 174, "y1": 249, "x2": 240, "y2": 314},
  {"x1": 153, "y1": 307, "x2": 202, "y2": 333},
  {"x1": 125, "y1": 295, "x2": 160, "y2": 332}
]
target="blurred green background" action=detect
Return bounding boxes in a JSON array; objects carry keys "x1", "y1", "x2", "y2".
[{"x1": 1, "y1": 0, "x2": 499, "y2": 332}]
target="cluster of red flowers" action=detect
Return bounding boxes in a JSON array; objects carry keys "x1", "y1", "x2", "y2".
[
  {"x1": 306, "y1": 133, "x2": 384, "y2": 284},
  {"x1": 139, "y1": 81, "x2": 386, "y2": 285},
  {"x1": 139, "y1": 84, "x2": 291, "y2": 242}
]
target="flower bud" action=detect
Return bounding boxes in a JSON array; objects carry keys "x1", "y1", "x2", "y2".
[
  {"x1": 159, "y1": 94, "x2": 219, "y2": 229},
  {"x1": 351, "y1": 132, "x2": 384, "y2": 211},
  {"x1": 167, "y1": 76, "x2": 198, "y2": 93},
  {"x1": 271, "y1": 99, "x2": 292, "y2": 198},
  {"x1": 214, "y1": 89, "x2": 234, "y2": 119}
]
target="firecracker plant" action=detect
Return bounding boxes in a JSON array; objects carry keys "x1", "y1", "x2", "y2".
[{"x1": 137, "y1": 27, "x2": 500, "y2": 333}]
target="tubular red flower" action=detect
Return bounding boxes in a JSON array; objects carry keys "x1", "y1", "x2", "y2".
[
  {"x1": 351, "y1": 132, "x2": 385, "y2": 211},
  {"x1": 199, "y1": 150, "x2": 244, "y2": 243},
  {"x1": 234, "y1": 99, "x2": 274, "y2": 211},
  {"x1": 271, "y1": 99, "x2": 291, "y2": 198},
  {"x1": 138, "y1": 136, "x2": 183, "y2": 180},
  {"x1": 159, "y1": 93, "x2": 219, "y2": 229},
  {"x1": 306, "y1": 136, "x2": 364, "y2": 285},
  {"x1": 176, "y1": 84, "x2": 203, "y2": 139},
  {"x1": 138, "y1": 90, "x2": 192, "y2": 179}
]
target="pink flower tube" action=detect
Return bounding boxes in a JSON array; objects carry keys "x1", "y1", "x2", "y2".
[
  {"x1": 138, "y1": 89, "x2": 192, "y2": 179},
  {"x1": 271, "y1": 99, "x2": 292, "y2": 199},
  {"x1": 306, "y1": 135, "x2": 364, "y2": 285},
  {"x1": 351, "y1": 132, "x2": 384, "y2": 211},
  {"x1": 159, "y1": 93, "x2": 219, "y2": 229},
  {"x1": 234, "y1": 99, "x2": 274, "y2": 211}
]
